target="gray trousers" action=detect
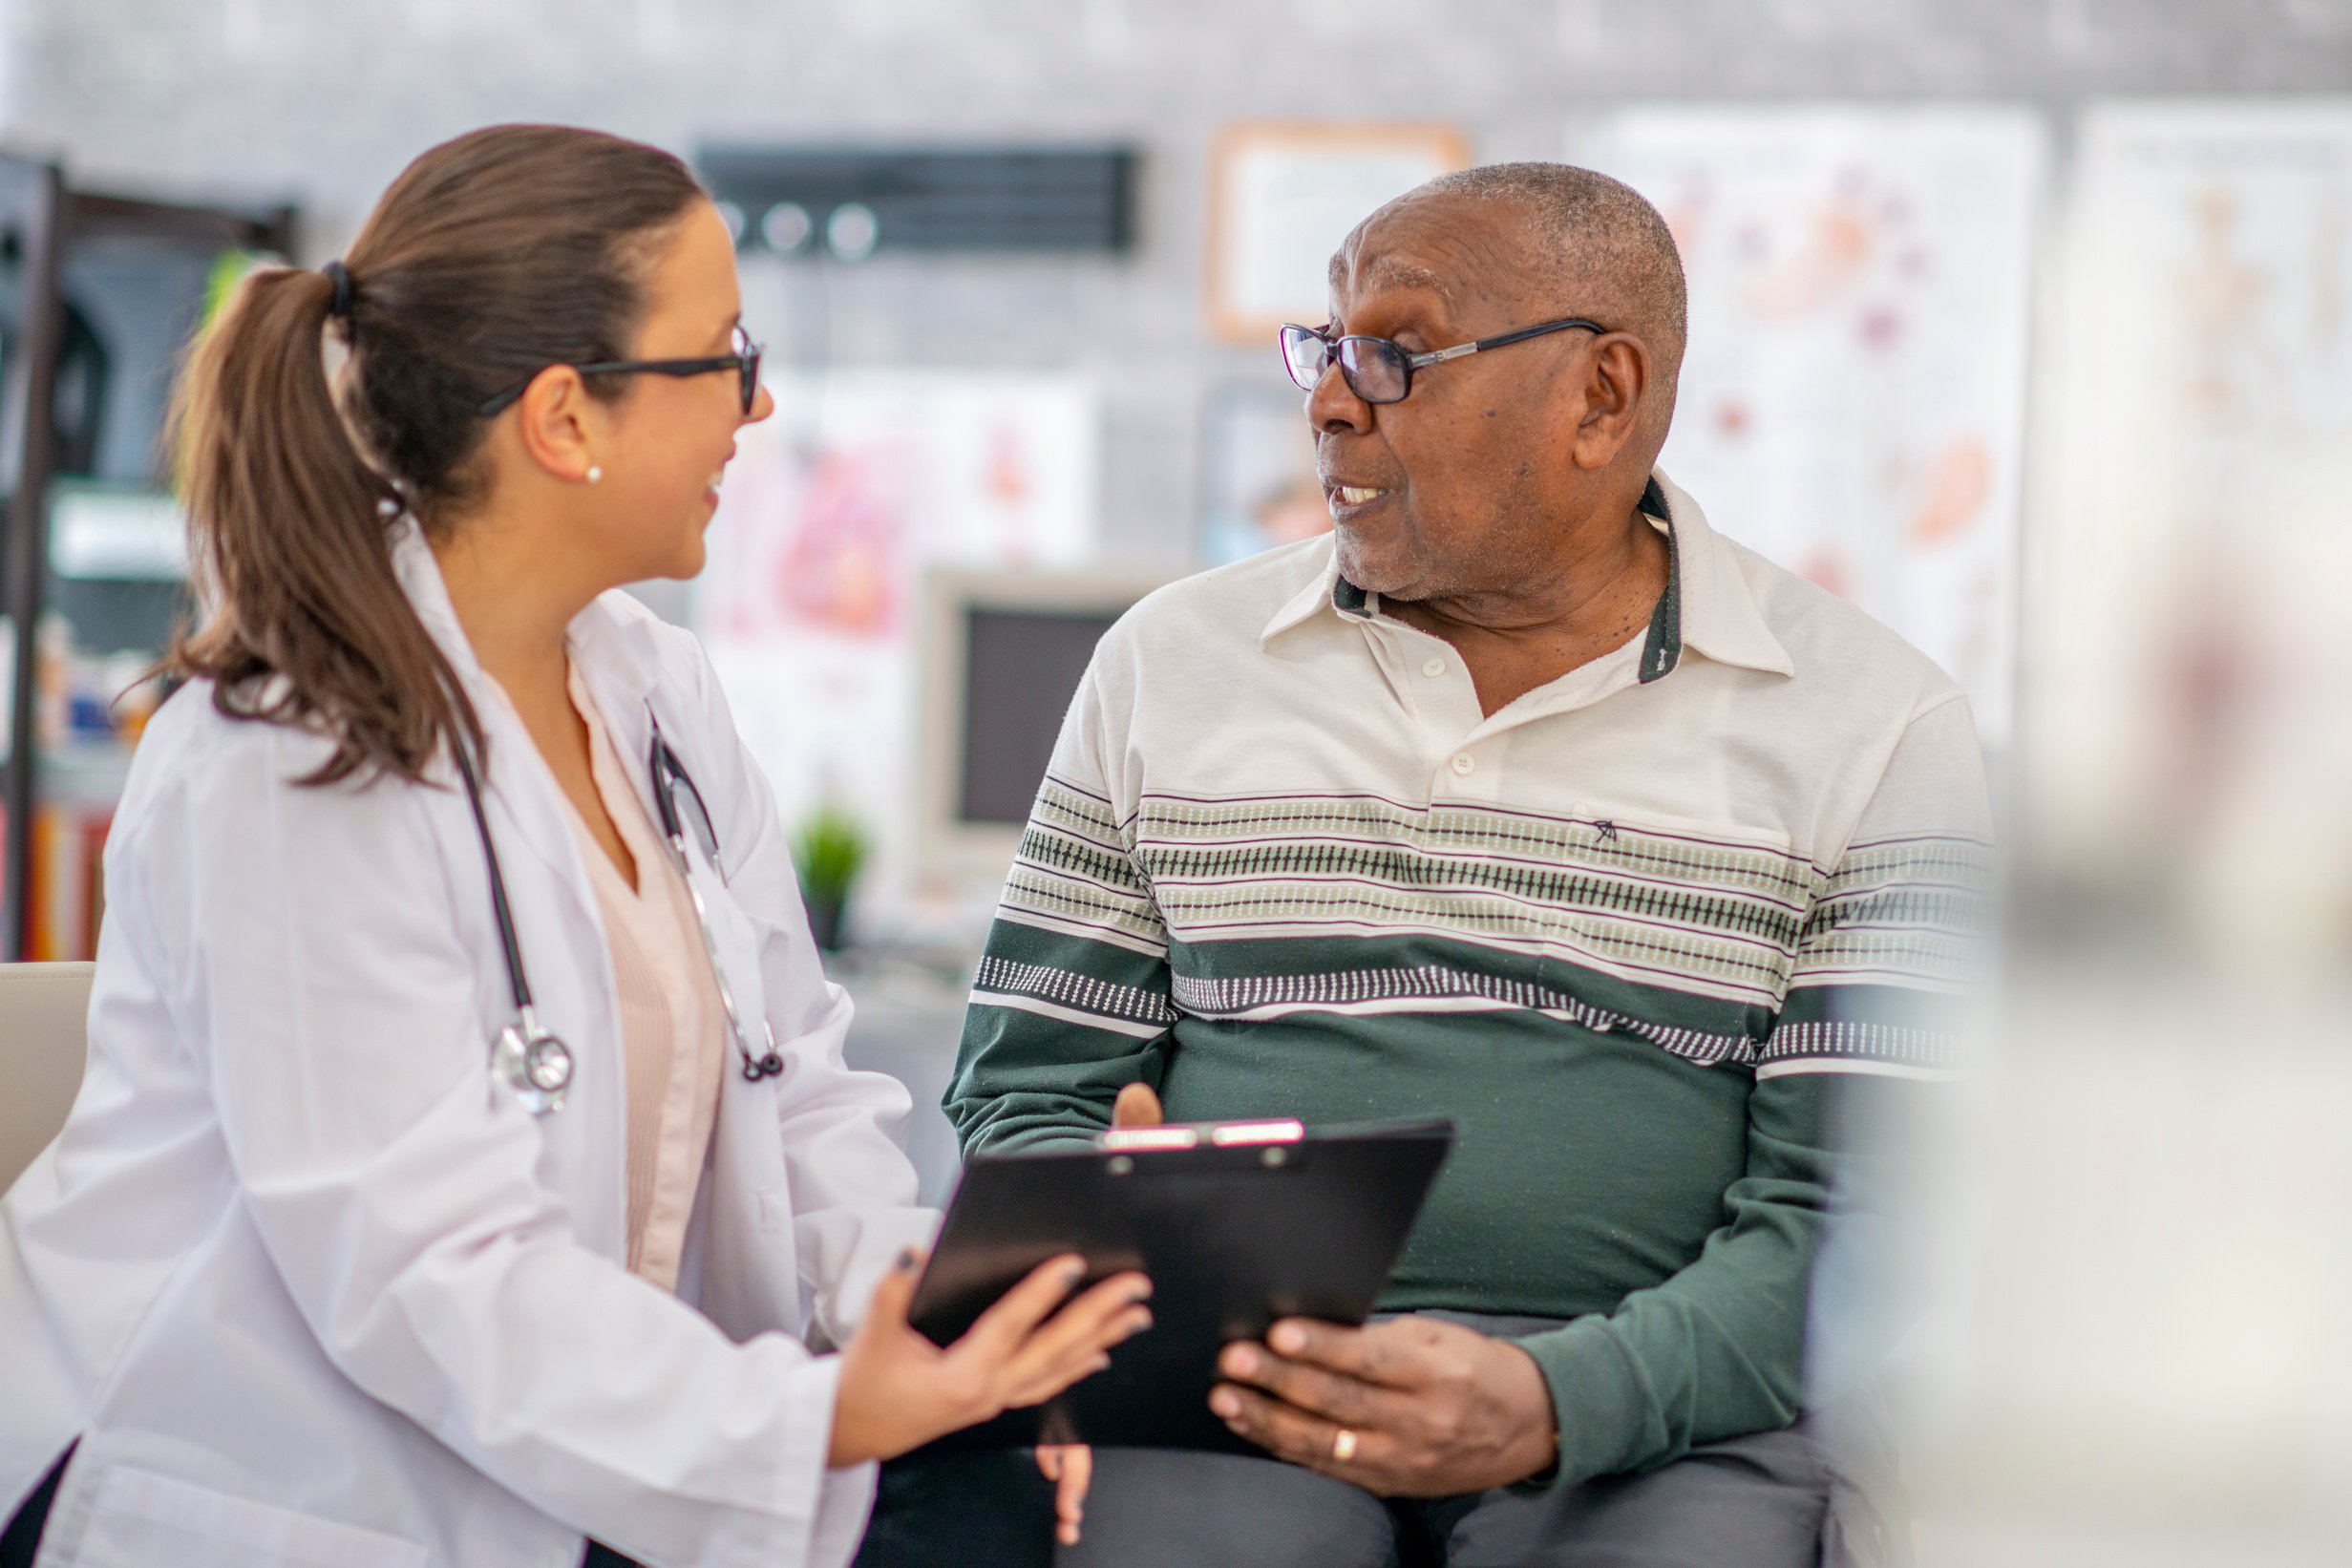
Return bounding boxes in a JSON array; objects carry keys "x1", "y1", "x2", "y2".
[
  {"x1": 1064, "y1": 1412, "x2": 1894, "y2": 1568},
  {"x1": 856, "y1": 1313, "x2": 1903, "y2": 1568},
  {"x1": 1062, "y1": 1312, "x2": 1901, "y2": 1568}
]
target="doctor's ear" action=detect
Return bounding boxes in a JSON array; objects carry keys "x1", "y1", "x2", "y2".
[{"x1": 505, "y1": 366, "x2": 606, "y2": 487}]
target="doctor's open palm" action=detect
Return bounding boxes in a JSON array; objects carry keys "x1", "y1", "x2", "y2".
[{"x1": 827, "y1": 1249, "x2": 1153, "y2": 1467}]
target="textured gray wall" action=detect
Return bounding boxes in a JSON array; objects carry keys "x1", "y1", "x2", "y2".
[{"x1": 5, "y1": 0, "x2": 2350, "y2": 561}]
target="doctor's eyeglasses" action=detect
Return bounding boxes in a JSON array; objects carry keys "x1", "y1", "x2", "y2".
[
  {"x1": 1279, "y1": 315, "x2": 1608, "y2": 405},
  {"x1": 477, "y1": 325, "x2": 764, "y2": 417}
]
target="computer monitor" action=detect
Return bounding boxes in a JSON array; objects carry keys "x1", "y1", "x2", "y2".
[{"x1": 916, "y1": 565, "x2": 1176, "y2": 882}]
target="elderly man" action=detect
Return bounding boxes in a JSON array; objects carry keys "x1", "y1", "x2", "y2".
[{"x1": 883, "y1": 163, "x2": 1988, "y2": 1568}]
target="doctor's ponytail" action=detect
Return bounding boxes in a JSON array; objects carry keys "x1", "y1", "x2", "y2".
[{"x1": 167, "y1": 125, "x2": 705, "y2": 786}]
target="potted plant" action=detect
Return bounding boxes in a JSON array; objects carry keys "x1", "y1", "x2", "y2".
[{"x1": 791, "y1": 804, "x2": 869, "y2": 952}]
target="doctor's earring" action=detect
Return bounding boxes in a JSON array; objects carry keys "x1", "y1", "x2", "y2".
[{"x1": 585, "y1": 465, "x2": 604, "y2": 484}]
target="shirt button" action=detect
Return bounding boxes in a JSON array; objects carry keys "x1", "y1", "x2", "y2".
[
  {"x1": 1450, "y1": 752, "x2": 1475, "y2": 776},
  {"x1": 1421, "y1": 658, "x2": 1446, "y2": 678}
]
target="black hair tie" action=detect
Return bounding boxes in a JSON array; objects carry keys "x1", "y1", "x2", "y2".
[{"x1": 322, "y1": 260, "x2": 352, "y2": 320}]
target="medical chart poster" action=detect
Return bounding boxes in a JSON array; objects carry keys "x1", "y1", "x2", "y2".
[
  {"x1": 697, "y1": 371, "x2": 1099, "y2": 922},
  {"x1": 1577, "y1": 108, "x2": 2045, "y2": 741},
  {"x1": 2028, "y1": 103, "x2": 2352, "y2": 887}
]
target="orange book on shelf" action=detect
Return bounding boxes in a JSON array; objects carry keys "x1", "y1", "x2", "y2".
[{"x1": 23, "y1": 802, "x2": 112, "y2": 961}]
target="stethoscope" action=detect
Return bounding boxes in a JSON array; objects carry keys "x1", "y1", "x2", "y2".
[{"x1": 450, "y1": 702, "x2": 787, "y2": 1115}]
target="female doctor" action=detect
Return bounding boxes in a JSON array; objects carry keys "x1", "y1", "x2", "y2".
[{"x1": 0, "y1": 124, "x2": 1145, "y2": 1568}]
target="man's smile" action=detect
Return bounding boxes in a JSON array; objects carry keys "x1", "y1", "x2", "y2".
[{"x1": 1322, "y1": 478, "x2": 1397, "y2": 519}]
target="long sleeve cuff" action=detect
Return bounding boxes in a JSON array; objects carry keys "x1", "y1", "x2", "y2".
[
  {"x1": 788, "y1": 1353, "x2": 881, "y2": 1568},
  {"x1": 1513, "y1": 1315, "x2": 1663, "y2": 1492}
]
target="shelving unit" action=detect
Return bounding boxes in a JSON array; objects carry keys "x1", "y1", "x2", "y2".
[{"x1": 0, "y1": 154, "x2": 294, "y2": 958}]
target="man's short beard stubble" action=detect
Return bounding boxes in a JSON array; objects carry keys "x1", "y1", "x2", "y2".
[{"x1": 1342, "y1": 461, "x2": 1563, "y2": 609}]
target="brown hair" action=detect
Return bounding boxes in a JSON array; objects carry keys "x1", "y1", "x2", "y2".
[{"x1": 167, "y1": 123, "x2": 706, "y2": 785}]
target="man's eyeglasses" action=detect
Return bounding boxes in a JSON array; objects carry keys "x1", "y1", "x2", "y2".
[
  {"x1": 1279, "y1": 315, "x2": 1607, "y2": 405},
  {"x1": 477, "y1": 325, "x2": 764, "y2": 417}
]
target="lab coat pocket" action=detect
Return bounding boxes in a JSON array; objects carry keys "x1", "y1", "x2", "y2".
[{"x1": 72, "y1": 1465, "x2": 428, "y2": 1568}]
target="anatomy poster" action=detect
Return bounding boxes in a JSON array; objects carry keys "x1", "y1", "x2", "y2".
[
  {"x1": 696, "y1": 371, "x2": 1098, "y2": 919},
  {"x1": 2049, "y1": 102, "x2": 2352, "y2": 567},
  {"x1": 2030, "y1": 103, "x2": 2352, "y2": 921},
  {"x1": 1579, "y1": 108, "x2": 2044, "y2": 739}
]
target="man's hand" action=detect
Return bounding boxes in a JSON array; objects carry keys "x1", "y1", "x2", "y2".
[
  {"x1": 1208, "y1": 1315, "x2": 1559, "y2": 1497},
  {"x1": 1112, "y1": 1081, "x2": 1162, "y2": 1129},
  {"x1": 1035, "y1": 1444, "x2": 1091, "y2": 1546}
]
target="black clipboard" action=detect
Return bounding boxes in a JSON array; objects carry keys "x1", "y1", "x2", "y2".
[{"x1": 908, "y1": 1117, "x2": 1454, "y2": 1453}]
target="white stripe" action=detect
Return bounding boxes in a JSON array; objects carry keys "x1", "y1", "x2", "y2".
[
  {"x1": 1754, "y1": 1057, "x2": 1964, "y2": 1082},
  {"x1": 967, "y1": 990, "x2": 1172, "y2": 1040},
  {"x1": 992, "y1": 906, "x2": 1170, "y2": 959},
  {"x1": 1202, "y1": 994, "x2": 1531, "y2": 1023},
  {"x1": 1782, "y1": 974, "x2": 1969, "y2": 995}
]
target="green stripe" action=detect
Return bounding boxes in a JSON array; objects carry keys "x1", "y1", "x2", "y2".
[
  {"x1": 983, "y1": 918, "x2": 1164, "y2": 980},
  {"x1": 1168, "y1": 930, "x2": 1767, "y2": 1041},
  {"x1": 1775, "y1": 981, "x2": 1960, "y2": 1028}
]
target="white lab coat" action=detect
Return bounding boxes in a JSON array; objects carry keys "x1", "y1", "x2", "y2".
[{"x1": 0, "y1": 520, "x2": 936, "y2": 1568}]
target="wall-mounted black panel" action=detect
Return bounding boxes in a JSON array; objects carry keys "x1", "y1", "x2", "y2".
[{"x1": 696, "y1": 145, "x2": 1136, "y2": 256}]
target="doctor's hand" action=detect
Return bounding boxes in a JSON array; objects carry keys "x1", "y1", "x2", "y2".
[
  {"x1": 1209, "y1": 1315, "x2": 1558, "y2": 1497},
  {"x1": 826, "y1": 1249, "x2": 1152, "y2": 1470}
]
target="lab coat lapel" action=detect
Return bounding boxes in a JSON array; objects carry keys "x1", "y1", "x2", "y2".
[
  {"x1": 568, "y1": 600, "x2": 803, "y2": 1331},
  {"x1": 384, "y1": 520, "x2": 631, "y2": 1244},
  {"x1": 385, "y1": 521, "x2": 608, "y2": 917},
  {"x1": 567, "y1": 603, "x2": 666, "y2": 837},
  {"x1": 569, "y1": 598, "x2": 776, "y2": 1076}
]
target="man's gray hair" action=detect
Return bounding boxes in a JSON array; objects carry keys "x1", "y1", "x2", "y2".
[{"x1": 1419, "y1": 161, "x2": 1687, "y2": 370}]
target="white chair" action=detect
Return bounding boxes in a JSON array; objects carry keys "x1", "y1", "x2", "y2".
[{"x1": 0, "y1": 962, "x2": 94, "y2": 1190}]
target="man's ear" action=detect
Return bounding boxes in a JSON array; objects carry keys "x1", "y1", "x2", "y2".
[
  {"x1": 513, "y1": 367, "x2": 601, "y2": 485},
  {"x1": 1568, "y1": 335, "x2": 1651, "y2": 472}
]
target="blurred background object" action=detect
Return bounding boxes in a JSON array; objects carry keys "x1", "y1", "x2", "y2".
[
  {"x1": 0, "y1": 158, "x2": 294, "y2": 961},
  {"x1": 790, "y1": 801, "x2": 870, "y2": 952},
  {"x1": 2, "y1": 2, "x2": 2350, "y2": 1560}
]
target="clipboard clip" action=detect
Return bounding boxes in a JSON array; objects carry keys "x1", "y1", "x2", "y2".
[{"x1": 1097, "y1": 1118, "x2": 1304, "y2": 1152}]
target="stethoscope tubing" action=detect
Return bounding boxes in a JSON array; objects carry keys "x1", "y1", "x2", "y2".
[
  {"x1": 456, "y1": 699, "x2": 785, "y2": 1110},
  {"x1": 451, "y1": 727, "x2": 535, "y2": 1016}
]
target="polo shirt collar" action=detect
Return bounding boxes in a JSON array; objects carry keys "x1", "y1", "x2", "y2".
[
  {"x1": 1260, "y1": 546, "x2": 1350, "y2": 644},
  {"x1": 1642, "y1": 470, "x2": 1794, "y2": 681},
  {"x1": 1260, "y1": 468, "x2": 1793, "y2": 682}
]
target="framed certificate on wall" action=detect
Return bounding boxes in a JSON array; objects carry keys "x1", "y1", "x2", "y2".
[{"x1": 1206, "y1": 122, "x2": 1469, "y2": 345}]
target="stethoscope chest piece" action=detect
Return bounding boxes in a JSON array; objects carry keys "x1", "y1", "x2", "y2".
[{"x1": 491, "y1": 1006, "x2": 573, "y2": 1115}]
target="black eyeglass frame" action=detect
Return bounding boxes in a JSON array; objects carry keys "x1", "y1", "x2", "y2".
[
  {"x1": 477, "y1": 327, "x2": 764, "y2": 418},
  {"x1": 1279, "y1": 315, "x2": 1609, "y2": 404}
]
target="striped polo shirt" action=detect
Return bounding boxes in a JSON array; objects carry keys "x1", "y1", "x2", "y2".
[{"x1": 944, "y1": 469, "x2": 1991, "y2": 1488}]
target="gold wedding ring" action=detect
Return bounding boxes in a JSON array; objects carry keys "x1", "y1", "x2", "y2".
[{"x1": 1331, "y1": 1428, "x2": 1359, "y2": 1463}]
